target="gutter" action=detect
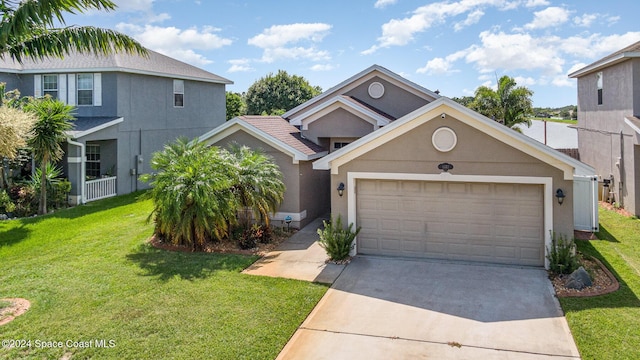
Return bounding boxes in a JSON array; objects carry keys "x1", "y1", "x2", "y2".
[{"x1": 66, "y1": 138, "x2": 86, "y2": 204}]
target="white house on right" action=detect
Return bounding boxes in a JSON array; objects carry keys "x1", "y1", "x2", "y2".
[{"x1": 569, "y1": 40, "x2": 640, "y2": 216}]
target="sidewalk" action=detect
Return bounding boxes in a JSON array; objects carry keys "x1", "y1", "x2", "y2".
[{"x1": 242, "y1": 217, "x2": 346, "y2": 284}]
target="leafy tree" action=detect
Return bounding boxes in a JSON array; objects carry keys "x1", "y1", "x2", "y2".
[
  {"x1": 26, "y1": 97, "x2": 74, "y2": 214},
  {"x1": 451, "y1": 96, "x2": 474, "y2": 107},
  {"x1": 245, "y1": 70, "x2": 321, "y2": 115},
  {"x1": 141, "y1": 138, "x2": 236, "y2": 250},
  {"x1": 470, "y1": 76, "x2": 533, "y2": 131},
  {"x1": 223, "y1": 143, "x2": 285, "y2": 228},
  {"x1": 0, "y1": 103, "x2": 37, "y2": 188},
  {"x1": 226, "y1": 91, "x2": 245, "y2": 120},
  {"x1": 0, "y1": 0, "x2": 146, "y2": 63}
]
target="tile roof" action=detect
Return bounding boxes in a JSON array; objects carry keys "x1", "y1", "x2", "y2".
[
  {"x1": 240, "y1": 116, "x2": 326, "y2": 156},
  {"x1": 0, "y1": 49, "x2": 232, "y2": 84}
]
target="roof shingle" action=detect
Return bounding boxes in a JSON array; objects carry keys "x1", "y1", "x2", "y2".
[{"x1": 240, "y1": 116, "x2": 326, "y2": 156}]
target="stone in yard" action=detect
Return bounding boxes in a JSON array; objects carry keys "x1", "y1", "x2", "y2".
[{"x1": 564, "y1": 266, "x2": 593, "y2": 290}]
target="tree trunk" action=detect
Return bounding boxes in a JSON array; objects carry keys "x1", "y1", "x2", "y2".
[{"x1": 38, "y1": 158, "x2": 47, "y2": 215}]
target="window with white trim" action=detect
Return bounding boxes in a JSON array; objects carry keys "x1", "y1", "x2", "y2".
[
  {"x1": 86, "y1": 144, "x2": 101, "y2": 178},
  {"x1": 596, "y1": 72, "x2": 603, "y2": 106},
  {"x1": 77, "y1": 74, "x2": 94, "y2": 106},
  {"x1": 173, "y1": 79, "x2": 184, "y2": 107},
  {"x1": 42, "y1": 75, "x2": 58, "y2": 98}
]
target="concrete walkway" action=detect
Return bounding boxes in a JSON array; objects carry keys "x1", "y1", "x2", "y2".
[{"x1": 242, "y1": 217, "x2": 346, "y2": 284}]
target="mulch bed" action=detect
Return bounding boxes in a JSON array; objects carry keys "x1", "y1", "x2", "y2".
[{"x1": 550, "y1": 254, "x2": 619, "y2": 298}]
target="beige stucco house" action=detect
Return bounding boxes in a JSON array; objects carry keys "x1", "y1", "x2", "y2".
[
  {"x1": 569, "y1": 40, "x2": 640, "y2": 216},
  {"x1": 201, "y1": 65, "x2": 597, "y2": 268}
]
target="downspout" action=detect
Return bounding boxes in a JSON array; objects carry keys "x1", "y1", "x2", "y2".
[{"x1": 67, "y1": 138, "x2": 86, "y2": 204}]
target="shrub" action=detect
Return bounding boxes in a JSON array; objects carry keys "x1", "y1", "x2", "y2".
[
  {"x1": 317, "y1": 215, "x2": 361, "y2": 261},
  {"x1": 547, "y1": 232, "x2": 579, "y2": 275},
  {"x1": 9, "y1": 184, "x2": 37, "y2": 217}
]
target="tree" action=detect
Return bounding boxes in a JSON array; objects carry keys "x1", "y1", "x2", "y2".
[
  {"x1": 451, "y1": 96, "x2": 474, "y2": 107},
  {"x1": 0, "y1": 103, "x2": 37, "y2": 188},
  {"x1": 470, "y1": 76, "x2": 533, "y2": 131},
  {"x1": 223, "y1": 143, "x2": 285, "y2": 228},
  {"x1": 0, "y1": 0, "x2": 146, "y2": 63},
  {"x1": 226, "y1": 91, "x2": 245, "y2": 120},
  {"x1": 245, "y1": 70, "x2": 321, "y2": 115},
  {"x1": 141, "y1": 138, "x2": 237, "y2": 250},
  {"x1": 26, "y1": 97, "x2": 74, "y2": 215}
]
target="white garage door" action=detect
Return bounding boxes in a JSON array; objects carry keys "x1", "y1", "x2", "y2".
[{"x1": 356, "y1": 180, "x2": 544, "y2": 266}]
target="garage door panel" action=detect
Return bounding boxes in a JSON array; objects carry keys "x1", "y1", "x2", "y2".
[{"x1": 357, "y1": 180, "x2": 544, "y2": 266}]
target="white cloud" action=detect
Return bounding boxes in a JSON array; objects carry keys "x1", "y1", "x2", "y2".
[
  {"x1": 111, "y1": 0, "x2": 169, "y2": 24},
  {"x1": 524, "y1": 6, "x2": 570, "y2": 30},
  {"x1": 228, "y1": 59, "x2": 254, "y2": 73},
  {"x1": 514, "y1": 76, "x2": 536, "y2": 86},
  {"x1": 454, "y1": 10, "x2": 484, "y2": 32},
  {"x1": 417, "y1": 50, "x2": 466, "y2": 75},
  {"x1": 524, "y1": 0, "x2": 549, "y2": 7},
  {"x1": 374, "y1": 0, "x2": 397, "y2": 9},
  {"x1": 573, "y1": 13, "x2": 598, "y2": 27},
  {"x1": 116, "y1": 24, "x2": 232, "y2": 65},
  {"x1": 248, "y1": 23, "x2": 332, "y2": 63},
  {"x1": 310, "y1": 64, "x2": 335, "y2": 71}
]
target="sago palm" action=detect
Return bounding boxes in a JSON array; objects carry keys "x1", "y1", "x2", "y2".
[
  {"x1": 224, "y1": 143, "x2": 285, "y2": 228},
  {"x1": 26, "y1": 97, "x2": 74, "y2": 214},
  {"x1": 0, "y1": 0, "x2": 146, "y2": 63}
]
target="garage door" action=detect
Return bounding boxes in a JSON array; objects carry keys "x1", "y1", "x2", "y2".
[{"x1": 356, "y1": 180, "x2": 544, "y2": 266}]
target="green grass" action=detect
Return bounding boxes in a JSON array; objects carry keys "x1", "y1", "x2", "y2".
[
  {"x1": 560, "y1": 207, "x2": 640, "y2": 360},
  {"x1": 0, "y1": 192, "x2": 328, "y2": 359}
]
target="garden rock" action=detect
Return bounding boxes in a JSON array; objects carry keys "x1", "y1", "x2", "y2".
[
  {"x1": 0, "y1": 214, "x2": 7, "y2": 220},
  {"x1": 564, "y1": 266, "x2": 592, "y2": 290}
]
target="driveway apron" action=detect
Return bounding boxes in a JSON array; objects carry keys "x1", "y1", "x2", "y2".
[{"x1": 278, "y1": 256, "x2": 580, "y2": 359}]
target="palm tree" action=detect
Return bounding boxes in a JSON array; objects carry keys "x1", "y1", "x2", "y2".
[
  {"x1": 224, "y1": 143, "x2": 285, "y2": 228},
  {"x1": 141, "y1": 138, "x2": 237, "y2": 251},
  {"x1": 471, "y1": 75, "x2": 533, "y2": 132},
  {"x1": 26, "y1": 97, "x2": 74, "y2": 214},
  {"x1": 0, "y1": 0, "x2": 146, "y2": 63}
]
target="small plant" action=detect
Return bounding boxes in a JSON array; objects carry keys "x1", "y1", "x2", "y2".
[
  {"x1": 317, "y1": 215, "x2": 361, "y2": 261},
  {"x1": 547, "y1": 232, "x2": 579, "y2": 275}
]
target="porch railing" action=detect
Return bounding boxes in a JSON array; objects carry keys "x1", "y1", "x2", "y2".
[{"x1": 85, "y1": 176, "x2": 117, "y2": 203}]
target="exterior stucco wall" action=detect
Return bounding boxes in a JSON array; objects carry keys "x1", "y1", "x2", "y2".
[
  {"x1": 344, "y1": 76, "x2": 431, "y2": 119},
  {"x1": 303, "y1": 108, "x2": 375, "y2": 144},
  {"x1": 298, "y1": 160, "x2": 330, "y2": 226},
  {"x1": 329, "y1": 115, "x2": 574, "y2": 238}
]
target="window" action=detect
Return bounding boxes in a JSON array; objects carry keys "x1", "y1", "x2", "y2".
[
  {"x1": 334, "y1": 142, "x2": 350, "y2": 149},
  {"x1": 596, "y1": 72, "x2": 603, "y2": 105},
  {"x1": 174, "y1": 80, "x2": 184, "y2": 107},
  {"x1": 86, "y1": 144, "x2": 101, "y2": 178},
  {"x1": 77, "y1": 74, "x2": 93, "y2": 106},
  {"x1": 42, "y1": 75, "x2": 58, "y2": 98}
]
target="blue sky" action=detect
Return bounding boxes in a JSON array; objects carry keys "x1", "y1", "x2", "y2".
[{"x1": 67, "y1": 0, "x2": 640, "y2": 107}]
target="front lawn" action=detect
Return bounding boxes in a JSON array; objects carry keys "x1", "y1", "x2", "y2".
[
  {"x1": 0, "y1": 193, "x2": 328, "y2": 359},
  {"x1": 560, "y1": 207, "x2": 640, "y2": 360}
]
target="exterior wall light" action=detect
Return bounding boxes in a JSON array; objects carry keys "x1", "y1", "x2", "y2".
[
  {"x1": 555, "y1": 188, "x2": 566, "y2": 205},
  {"x1": 337, "y1": 182, "x2": 345, "y2": 197},
  {"x1": 284, "y1": 215, "x2": 292, "y2": 230}
]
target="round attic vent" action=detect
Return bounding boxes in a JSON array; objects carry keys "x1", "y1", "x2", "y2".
[
  {"x1": 432, "y1": 127, "x2": 457, "y2": 152},
  {"x1": 368, "y1": 82, "x2": 385, "y2": 99}
]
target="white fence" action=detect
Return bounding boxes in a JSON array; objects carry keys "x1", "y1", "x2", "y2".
[{"x1": 85, "y1": 176, "x2": 117, "y2": 203}]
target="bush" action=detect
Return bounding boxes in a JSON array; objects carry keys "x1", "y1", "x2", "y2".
[
  {"x1": 317, "y1": 215, "x2": 361, "y2": 261},
  {"x1": 9, "y1": 185, "x2": 37, "y2": 217},
  {"x1": 547, "y1": 232, "x2": 579, "y2": 275},
  {"x1": 237, "y1": 224, "x2": 273, "y2": 249}
]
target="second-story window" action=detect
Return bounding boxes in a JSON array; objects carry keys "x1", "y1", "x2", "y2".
[
  {"x1": 596, "y1": 71, "x2": 603, "y2": 106},
  {"x1": 174, "y1": 80, "x2": 184, "y2": 107},
  {"x1": 42, "y1": 75, "x2": 58, "y2": 99},
  {"x1": 77, "y1": 74, "x2": 94, "y2": 106}
]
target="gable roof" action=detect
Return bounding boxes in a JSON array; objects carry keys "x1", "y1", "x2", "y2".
[
  {"x1": 67, "y1": 116, "x2": 123, "y2": 139},
  {"x1": 282, "y1": 64, "x2": 440, "y2": 120},
  {"x1": 0, "y1": 49, "x2": 232, "y2": 84},
  {"x1": 569, "y1": 40, "x2": 640, "y2": 78},
  {"x1": 289, "y1": 94, "x2": 395, "y2": 129},
  {"x1": 199, "y1": 116, "x2": 327, "y2": 163},
  {"x1": 313, "y1": 97, "x2": 594, "y2": 180}
]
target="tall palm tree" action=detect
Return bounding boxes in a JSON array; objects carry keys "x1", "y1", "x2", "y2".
[
  {"x1": 0, "y1": 0, "x2": 146, "y2": 63},
  {"x1": 224, "y1": 143, "x2": 285, "y2": 228},
  {"x1": 141, "y1": 138, "x2": 237, "y2": 251},
  {"x1": 471, "y1": 75, "x2": 533, "y2": 132},
  {"x1": 26, "y1": 97, "x2": 74, "y2": 214}
]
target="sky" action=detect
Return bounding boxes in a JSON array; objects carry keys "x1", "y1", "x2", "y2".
[{"x1": 65, "y1": 0, "x2": 640, "y2": 108}]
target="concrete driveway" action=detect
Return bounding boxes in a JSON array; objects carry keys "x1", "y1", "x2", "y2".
[{"x1": 278, "y1": 256, "x2": 580, "y2": 359}]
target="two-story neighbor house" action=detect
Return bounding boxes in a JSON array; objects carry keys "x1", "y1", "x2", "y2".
[
  {"x1": 569, "y1": 40, "x2": 640, "y2": 216},
  {"x1": 202, "y1": 65, "x2": 597, "y2": 269},
  {"x1": 0, "y1": 49, "x2": 231, "y2": 204}
]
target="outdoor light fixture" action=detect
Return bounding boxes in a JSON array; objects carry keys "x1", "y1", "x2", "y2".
[
  {"x1": 337, "y1": 182, "x2": 345, "y2": 197},
  {"x1": 555, "y1": 188, "x2": 566, "y2": 205},
  {"x1": 284, "y1": 215, "x2": 292, "y2": 230}
]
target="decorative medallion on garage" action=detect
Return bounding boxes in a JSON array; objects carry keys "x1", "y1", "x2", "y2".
[
  {"x1": 368, "y1": 82, "x2": 385, "y2": 99},
  {"x1": 432, "y1": 126, "x2": 457, "y2": 152}
]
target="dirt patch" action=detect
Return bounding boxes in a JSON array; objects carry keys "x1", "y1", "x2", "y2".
[
  {"x1": 149, "y1": 229, "x2": 296, "y2": 257},
  {"x1": 550, "y1": 255, "x2": 619, "y2": 298},
  {"x1": 599, "y1": 201, "x2": 635, "y2": 218},
  {"x1": 0, "y1": 298, "x2": 31, "y2": 326}
]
